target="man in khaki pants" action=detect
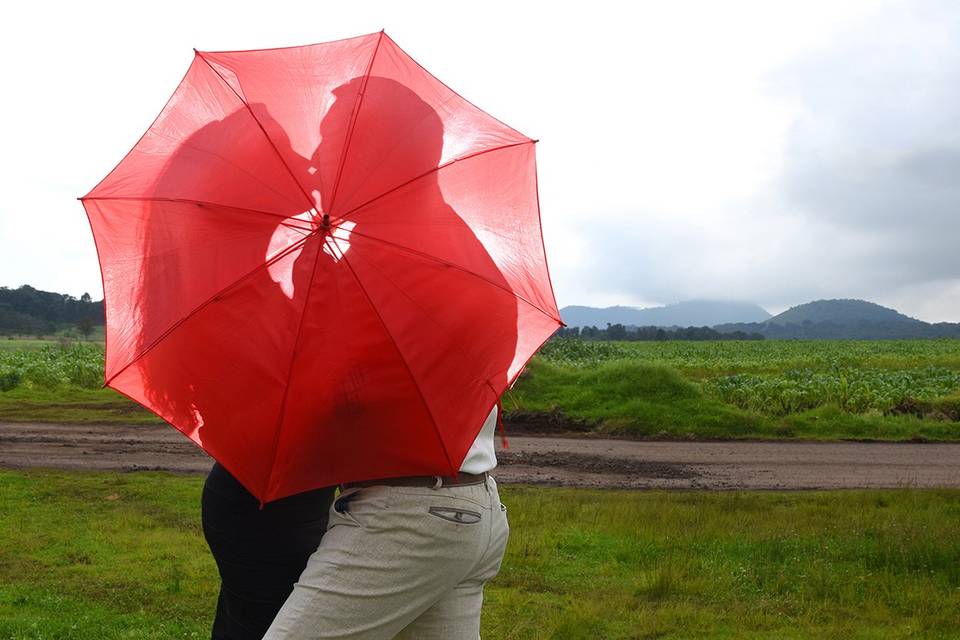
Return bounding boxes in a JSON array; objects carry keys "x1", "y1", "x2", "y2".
[{"x1": 264, "y1": 404, "x2": 509, "y2": 639}]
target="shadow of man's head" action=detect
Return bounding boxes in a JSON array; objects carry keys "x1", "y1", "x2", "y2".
[{"x1": 313, "y1": 76, "x2": 444, "y2": 219}]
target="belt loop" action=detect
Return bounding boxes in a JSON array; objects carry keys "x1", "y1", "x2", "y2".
[{"x1": 432, "y1": 475, "x2": 443, "y2": 490}]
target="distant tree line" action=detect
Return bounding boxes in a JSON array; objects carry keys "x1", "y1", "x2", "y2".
[
  {"x1": 558, "y1": 318, "x2": 960, "y2": 341},
  {"x1": 557, "y1": 323, "x2": 765, "y2": 341},
  {"x1": 713, "y1": 319, "x2": 960, "y2": 340},
  {"x1": 0, "y1": 285, "x2": 103, "y2": 337}
]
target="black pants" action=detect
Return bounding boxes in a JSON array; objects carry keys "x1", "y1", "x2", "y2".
[{"x1": 201, "y1": 462, "x2": 336, "y2": 639}]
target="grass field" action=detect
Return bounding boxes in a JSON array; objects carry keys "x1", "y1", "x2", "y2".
[
  {"x1": 513, "y1": 358, "x2": 960, "y2": 441},
  {"x1": 513, "y1": 339, "x2": 960, "y2": 440},
  {"x1": 1, "y1": 469, "x2": 958, "y2": 639},
  {"x1": 2, "y1": 337, "x2": 960, "y2": 441},
  {"x1": 0, "y1": 339, "x2": 65, "y2": 351},
  {"x1": 0, "y1": 340, "x2": 162, "y2": 424}
]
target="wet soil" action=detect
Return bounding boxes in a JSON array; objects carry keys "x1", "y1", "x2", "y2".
[{"x1": 2, "y1": 422, "x2": 959, "y2": 490}]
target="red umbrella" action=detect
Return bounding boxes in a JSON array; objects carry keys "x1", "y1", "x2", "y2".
[{"x1": 80, "y1": 31, "x2": 561, "y2": 503}]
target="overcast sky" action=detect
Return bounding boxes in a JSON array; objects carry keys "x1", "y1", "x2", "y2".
[{"x1": 2, "y1": 0, "x2": 957, "y2": 321}]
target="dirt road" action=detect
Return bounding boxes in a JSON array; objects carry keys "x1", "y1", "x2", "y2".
[{"x1": 1, "y1": 422, "x2": 958, "y2": 490}]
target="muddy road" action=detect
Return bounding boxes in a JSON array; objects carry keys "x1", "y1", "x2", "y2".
[{"x1": 1, "y1": 422, "x2": 959, "y2": 490}]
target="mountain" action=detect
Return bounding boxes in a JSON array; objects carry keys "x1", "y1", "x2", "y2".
[
  {"x1": 767, "y1": 298, "x2": 921, "y2": 326},
  {"x1": 561, "y1": 300, "x2": 772, "y2": 329},
  {"x1": 714, "y1": 299, "x2": 959, "y2": 339}
]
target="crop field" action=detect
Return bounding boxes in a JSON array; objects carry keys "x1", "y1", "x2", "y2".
[
  {"x1": 2, "y1": 338, "x2": 960, "y2": 440},
  {"x1": 534, "y1": 338, "x2": 960, "y2": 414},
  {"x1": 512, "y1": 339, "x2": 960, "y2": 440},
  {"x1": 0, "y1": 342, "x2": 104, "y2": 391},
  {"x1": 537, "y1": 337, "x2": 960, "y2": 376},
  {"x1": 2, "y1": 342, "x2": 960, "y2": 638},
  {"x1": 2, "y1": 469, "x2": 959, "y2": 639}
]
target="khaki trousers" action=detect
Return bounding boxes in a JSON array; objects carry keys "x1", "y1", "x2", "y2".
[{"x1": 263, "y1": 474, "x2": 509, "y2": 639}]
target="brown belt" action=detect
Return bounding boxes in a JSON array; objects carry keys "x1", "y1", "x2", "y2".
[{"x1": 342, "y1": 471, "x2": 488, "y2": 490}]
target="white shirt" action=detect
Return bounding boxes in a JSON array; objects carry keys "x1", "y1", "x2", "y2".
[{"x1": 458, "y1": 404, "x2": 498, "y2": 473}]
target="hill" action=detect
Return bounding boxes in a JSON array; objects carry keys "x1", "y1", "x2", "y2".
[
  {"x1": 715, "y1": 299, "x2": 960, "y2": 339},
  {"x1": 768, "y1": 299, "x2": 921, "y2": 326}
]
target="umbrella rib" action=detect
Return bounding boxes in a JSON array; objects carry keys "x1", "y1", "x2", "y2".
[
  {"x1": 139, "y1": 127, "x2": 310, "y2": 209},
  {"x1": 326, "y1": 30, "x2": 385, "y2": 216},
  {"x1": 338, "y1": 239, "x2": 466, "y2": 360},
  {"x1": 328, "y1": 91, "x2": 460, "y2": 212},
  {"x1": 337, "y1": 244, "x2": 523, "y2": 436},
  {"x1": 259, "y1": 32, "x2": 385, "y2": 497},
  {"x1": 81, "y1": 196, "x2": 315, "y2": 234},
  {"x1": 329, "y1": 238, "x2": 458, "y2": 475},
  {"x1": 332, "y1": 140, "x2": 534, "y2": 225},
  {"x1": 344, "y1": 225, "x2": 563, "y2": 325},
  {"x1": 103, "y1": 230, "x2": 318, "y2": 388},
  {"x1": 530, "y1": 155, "x2": 562, "y2": 323},
  {"x1": 261, "y1": 232, "x2": 328, "y2": 501},
  {"x1": 195, "y1": 51, "x2": 318, "y2": 213}
]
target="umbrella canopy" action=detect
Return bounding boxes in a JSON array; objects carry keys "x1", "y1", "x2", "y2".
[{"x1": 81, "y1": 31, "x2": 562, "y2": 503}]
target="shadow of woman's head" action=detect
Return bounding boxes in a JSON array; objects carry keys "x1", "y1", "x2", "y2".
[{"x1": 136, "y1": 105, "x2": 313, "y2": 428}]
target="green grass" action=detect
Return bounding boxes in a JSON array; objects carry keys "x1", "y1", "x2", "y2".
[
  {"x1": 0, "y1": 341, "x2": 161, "y2": 423},
  {"x1": 0, "y1": 386, "x2": 160, "y2": 424},
  {"x1": 0, "y1": 339, "x2": 63, "y2": 352},
  {"x1": 514, "y1": 338, "x2": 960, "y2": 440},
  {"x1": 2, "y1": 338, "x2": 960, "y2": 441},
  {"x1": 537, "y1": 338, "x2": 960, "y2": 375},
  {"x1": 510, "y1": 359, "x2": 764, "y2": 438},
  {"x1": 0, "y1": 325, "x2": 104, "y2": 351},
  {"x1": 510, "y1": 358, "x2": 960, "y2": 441},
  {"x1": 0, "y1": 326, "x2": 105, "y2": 348},
  {"x1": 1, "y1": 470, "x2": 959, "y2": 638}
]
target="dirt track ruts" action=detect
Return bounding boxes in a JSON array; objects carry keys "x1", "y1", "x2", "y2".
[{"x1": 1, "y1": 422, "x2": 959, "y2": 490}]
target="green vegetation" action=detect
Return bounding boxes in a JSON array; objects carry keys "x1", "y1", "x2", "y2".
[
  {"x1": 706, "y1": 367, "x2": 960, "y2": 416},
  {"x1": 0, "y1": 386, "x2": 159, "y2": 424},
  {"x1": 0, "y1": 339, "x2": 76, "y2": 352},
  {"x1": 0, "y1": 284, "x2": 103, "y2": 338},
  {"x1": 511, "y1": 359, "x2": 960, "y2": 440},
  {"x1": 2, "y1": 337, "x2": 960, "y2": 440},
  {"x1": 510, "y1": 359, "x2": 763, "y2": 438},
  {"x1": 536, "y1": 337, "x2": 960, "y2": 374},
  {"x1": 509, "y1": 338, "x2": 960, "y2": 440},
  {"x1": 0, "y1": 342, "x2": 104, "y2": 390},
  {"x1": 0, "y1": 341, "x2": 160, "y2": 423},
  {"x1": 769, "y1": 298, "x2": 912, "y2": 325},
  {"x1": 1, "y1": 469, "x2": 958, "y2": 639}
]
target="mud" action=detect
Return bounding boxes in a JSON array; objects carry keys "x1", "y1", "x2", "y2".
[{"x1": 2, "y1": 422, "x2": 959, "y2": 490}]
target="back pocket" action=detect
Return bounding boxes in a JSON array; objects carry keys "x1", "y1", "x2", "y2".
[{"x1": 428, "y1": 506, "x2": 482, "y2": 524}]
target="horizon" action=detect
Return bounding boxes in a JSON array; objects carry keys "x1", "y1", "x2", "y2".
[
  {"x1": 7, "y1": 281, "x2": 957, "y2": 325},
  {"x1": 3, "y1": 1, "x2": 958, "y2": 322},
  {"x1": 556, "y1": 297, "x2": 948, "y2": 323}
]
